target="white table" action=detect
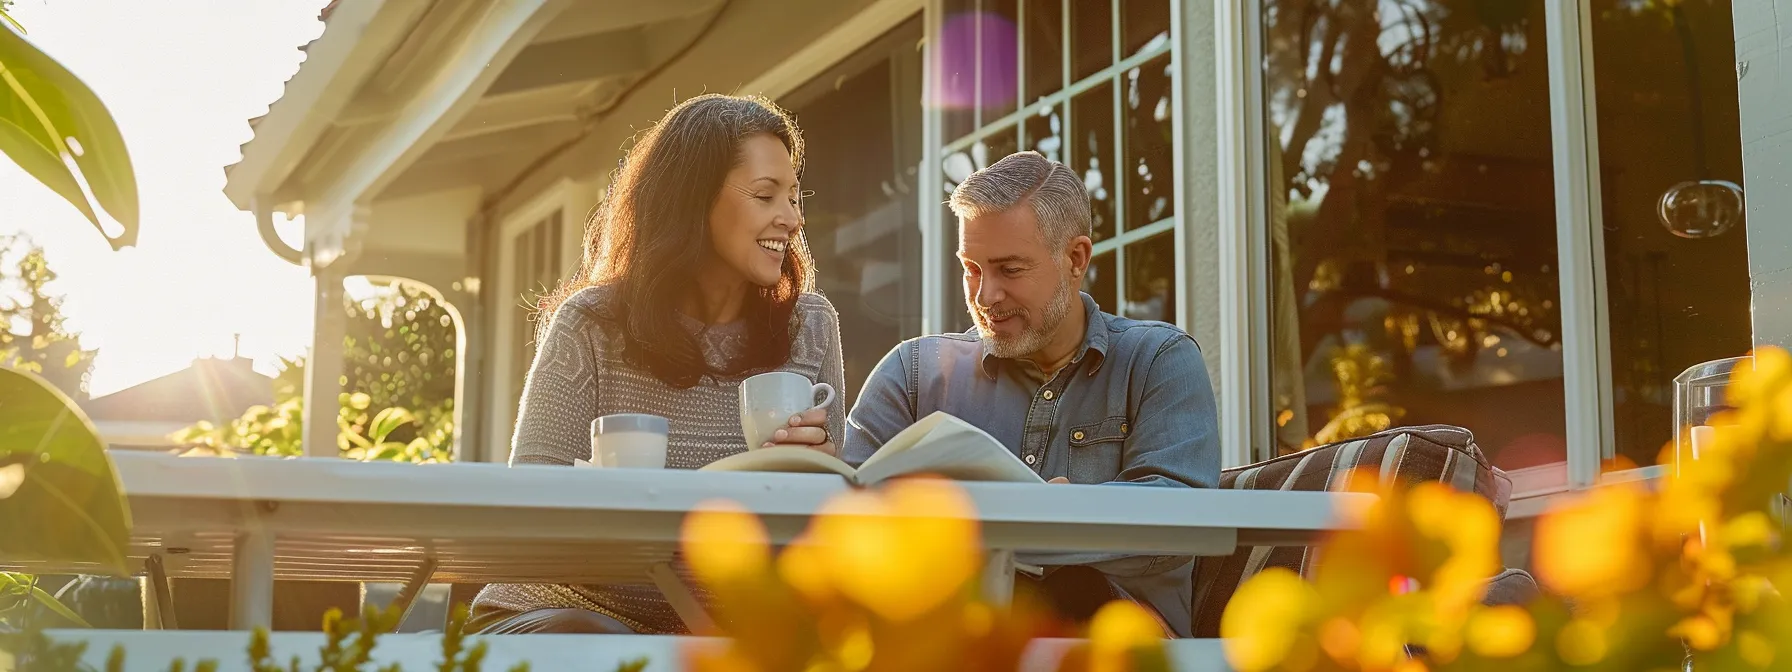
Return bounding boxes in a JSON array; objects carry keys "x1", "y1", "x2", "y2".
[{"x1": 8, "y1": 451, "x2": 1371, "y2": 630}]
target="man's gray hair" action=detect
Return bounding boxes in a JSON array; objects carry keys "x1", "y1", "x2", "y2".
[{"x1": 948, "y1": 151, "x2": 1092, "y2": 248}]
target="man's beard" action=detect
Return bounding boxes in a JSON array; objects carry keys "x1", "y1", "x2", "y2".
[{"x1": 972, "y1": 275, "x2": 1076, "y2": 360}]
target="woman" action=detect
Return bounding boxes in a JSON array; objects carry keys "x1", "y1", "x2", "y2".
[{"x1": 468, "y1": 94, "x2": 845, "y2": 635}]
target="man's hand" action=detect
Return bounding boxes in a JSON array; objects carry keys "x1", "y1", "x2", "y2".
[
  {"x1": 767, "y1": 406, "x2": 837, "y2": 457},
  {"x1": 1048, "y1": 477, "x2": 1069, "y2": 484}
]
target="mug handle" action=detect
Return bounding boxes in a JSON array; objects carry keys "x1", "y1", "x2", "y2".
[{"x1": 811, "y1": 382, "x2": 837, "y2": 411}]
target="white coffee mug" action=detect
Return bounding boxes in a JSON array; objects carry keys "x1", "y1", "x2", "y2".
[
  {"x1": 589, "y1": 413, "x2": 670, "y2": 468},
  {"x1": 739, "y1": 371, "x2": 836, "y2": 449}
]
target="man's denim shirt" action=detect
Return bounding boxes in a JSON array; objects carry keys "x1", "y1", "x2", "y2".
[{"x1": 842, "y1": 293, "x2": 1221, "y2": 637}]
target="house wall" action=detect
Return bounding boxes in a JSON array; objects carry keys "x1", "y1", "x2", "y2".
[
  {"x1": 364, "y1": 187, "x2": 480, "y2": 258},
  {"x1": 348, "y1": 186, "x2": 482, "y2": 300},
  {"x1": 1735, "y1": 0, "x2": 1792, "y2": 350}
]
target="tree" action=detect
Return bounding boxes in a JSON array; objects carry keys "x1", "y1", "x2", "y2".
[
  {"x1": 342, "y1": 280, "x2": 457, "y2": 411},
  {"x1": 173, "y1": 279, "x2": 459, "y2": 463},
  {"x1": 0, "y1": 235, "x2": 96, "y2": 400}
]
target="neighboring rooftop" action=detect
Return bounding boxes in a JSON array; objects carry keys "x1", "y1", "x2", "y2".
[{"x1": 82, "y1": 356, "x2": 274, "y2": 448}]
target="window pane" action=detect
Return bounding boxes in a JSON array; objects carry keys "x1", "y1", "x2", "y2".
[
  {"x1": 1123, "y1": 53, "x2": 1174, "y2": 231},
  {"x1": 1024, "y1": 103, "x2": 1064, "y2": 163},
  {"x1": 978, "y1": 0, "x2": 1020, "y2": 124},
  {"x1": 1071, "y1": 0, "x2": 1113, "y2": 81},
  {"x1": 1071, "y1": 80, "x2": 1116, "y2": 242},
  {"x1": 1261, "y1": 0, "x2": 1566, "y2": 469},
  {"x1": 1590, "y1": 0, "x2": 1751, "y2": 467},
  {"x1": 1119, "y1": 0, "x2": 1171, "y2": 58},
  {"x1": 1023, "y1": 0, "x2": 1063, "y2": 101},
  {"x1": 1124, "y1": 230, "x2": 1175, "y2": 322},
  {"x1": 1085, "y1": 251, "x2": 1118, "y2": 315},
  {"x1": 785, "y1": 16, "x2": 926, "y2": 405},
  {"x1": 979, "y1": 126, "x2": 1020, "y2": 169},
  {"x1": 938, "y1": 0, "x2": 976, "y2": 142}
]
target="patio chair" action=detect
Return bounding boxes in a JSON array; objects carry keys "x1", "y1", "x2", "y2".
[{"x1": 1188, "y1": 424, "x2": 1540, "y2": 638}]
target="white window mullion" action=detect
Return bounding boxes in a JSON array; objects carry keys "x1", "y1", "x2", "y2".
[
  {"x1": 1111, "y1": 70, "x2": 1127, "y2": 312},
  {"x1": 1215, "y1": 0, "x2": 1270, "y2": 467},
  {"x1": 1543, "y1": 0, "x2": 1614, "y2": 488},
  {"x1": 921, "y1": 0, "x2": 945, "y2": 335},
  {"x1": 1168, "y1": 0, "x2": 1188, "y2": 330},
  {"x1": 1093, "y1": 218, "x2": 1175, "y2": 255}
]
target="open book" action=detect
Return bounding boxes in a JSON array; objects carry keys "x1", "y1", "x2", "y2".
[{"x1": 700, "y1": 411, "x2": 1045, "y2": 486}]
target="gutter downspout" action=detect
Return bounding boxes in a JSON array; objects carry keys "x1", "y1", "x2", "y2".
[{"x1": 252, "y1": 196, "x2": 305, "y2": 266}]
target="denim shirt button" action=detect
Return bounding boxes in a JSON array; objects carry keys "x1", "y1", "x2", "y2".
[
  {"x1": 1042, "y1": 390, "x2": 1055, "y2": 401},
  {"x1": 1072, "y1": 430, "x2": 1086, "y2": 441},
  {"x1": 1025, "y1": 454, "x2": 1036, "y2": 465}
]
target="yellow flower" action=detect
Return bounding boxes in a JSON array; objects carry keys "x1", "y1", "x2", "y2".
[
  {"x1": 1555, "y1": 619, "x2": 1608, "y2": 666},
  {"x1": 682, "y1": 499, "x2": 772, "y2": 587},
  {"x1": 1465, "y1": 606, "x2": 1535, "y2": 658},
  {"x1": 1720, "y1": 511, "x2": 1779, "y2": 551},
  {"x1": 1668, "y1": 614, "x2": 1725, "y2": 651},
  {"x1": 1222, "y1": 568, "x2": 1318, "y2": 672},
  {"x1": 1534, "y1": 484, "x2": 1649, "y2": 598},
  {"x1": 775, "y1": 535, "x2": 835, "y2": 604},
  {"x1": 808, "y1": 478, "x2": 981, "y2": 621},
  {"x1": 1088, "y1": 600, "x2": 1165, "y2": 672},
  {"x1": 1318, "y1": 617, "x2": 1360, "y2": 662},
  {"x1": 1407, "y1": 484, "x2": 1501, "y2": 612},
  {"x1": 1738, "y1": 630, "x2": 1777, "y2": 669}
]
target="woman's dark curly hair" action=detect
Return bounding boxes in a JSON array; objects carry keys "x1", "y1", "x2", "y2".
[{"x1": 538, "y1": 94, "x2": 814, "y2": 388}]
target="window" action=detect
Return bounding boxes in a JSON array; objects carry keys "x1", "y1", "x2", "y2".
[
  {"x1": 507, "y1": 210, "x2": 563, "y2": 413},
  {"x1": 933, "y1": 0, "x2": 1178, "y2": 331},
  {"x1": 783, "y1": 16, "x2": 927, "y2": 405},
  {"x1": 1253, "y1": 0, "x2": 1752, "y2": 480},
  {"x1": 1588, "y1": 0, "x2": 1750, "y2": 469}
]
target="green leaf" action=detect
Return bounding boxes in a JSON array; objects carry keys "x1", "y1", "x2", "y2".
[
  {"x1": 0, "y1": 368, "x2": 132, "y2": 575},
  {"x1": 0, "y1": 8, "x2": 22, "y2": 36},
  {"x1": 26, "y1": 582, "x2": 91, "y2": 627},
  {"x1": 0, "y1": 114, "x2": 96, "y2": 223},
  {"x1": 367, "y1": 407, "x2": 413, "y2": 444},
  {"x1": 0, "y1": 21, "x2": 139, "y2": 248}
]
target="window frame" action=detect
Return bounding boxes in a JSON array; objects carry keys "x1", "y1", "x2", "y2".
[
  {"x1": 487, "y1": 178, "x2": 585, "y2": 462},
  {"x1": 1217, "y1": 0, "x2": 1650, "y2": 497},
  {"x1": 921, "y1": 0, "x2": 1186, "y2": 333}
]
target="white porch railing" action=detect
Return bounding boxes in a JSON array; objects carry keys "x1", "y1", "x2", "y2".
[{"x1": 47, "y1": 631, "x2": 1238, "y2": 672}]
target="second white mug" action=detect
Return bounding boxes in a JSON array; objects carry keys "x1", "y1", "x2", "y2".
[{"x1": 739, "y1": 371, "x2": 835, "y2": 449}]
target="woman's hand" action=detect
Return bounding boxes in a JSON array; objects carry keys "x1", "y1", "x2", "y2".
[{"x1": 767, "y1": 407, "x2": 836, "y2": 456}]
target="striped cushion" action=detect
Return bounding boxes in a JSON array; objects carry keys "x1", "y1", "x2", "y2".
[{"x1": 1188, "y1": 425, "x2": 1511, "y2": 637}]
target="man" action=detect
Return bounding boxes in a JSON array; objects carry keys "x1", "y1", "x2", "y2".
[{"x1": 820, "y1": 150, "x2": 1218, "y2": 636}]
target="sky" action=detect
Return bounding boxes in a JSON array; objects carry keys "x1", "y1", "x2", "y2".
[{"x1": 0, "y1": 0, "x2": 325, "y2": 396}]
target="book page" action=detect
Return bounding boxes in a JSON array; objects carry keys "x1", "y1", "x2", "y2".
[
  {"x1": 857, "y1": 412, "x2": 1045, "y2": 485},
  {"x1": 700, "y1": 447, "x2": 859, "y2": 480}
]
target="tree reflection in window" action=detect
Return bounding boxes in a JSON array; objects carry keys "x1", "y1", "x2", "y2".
[{"x1": 1262, "y1": 0, "x2": 1570, "y2": 468}]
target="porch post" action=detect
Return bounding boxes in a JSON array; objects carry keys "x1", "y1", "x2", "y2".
[{"x1": 303, "y1": 263, "x2": 348, "y2": 458}]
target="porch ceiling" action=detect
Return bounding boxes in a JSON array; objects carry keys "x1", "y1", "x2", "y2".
[{"x1": 228, "y1": 0, "x2": 724, "y2": 214}]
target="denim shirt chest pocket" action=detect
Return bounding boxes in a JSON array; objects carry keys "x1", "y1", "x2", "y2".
[{"x1": 1064, "y1": 414, "x2": 1130, "y2": 483}]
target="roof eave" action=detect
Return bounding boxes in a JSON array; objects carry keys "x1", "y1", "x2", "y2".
[{"x1": 223, "y1": 0, "x2": 429, "y2": 212}]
